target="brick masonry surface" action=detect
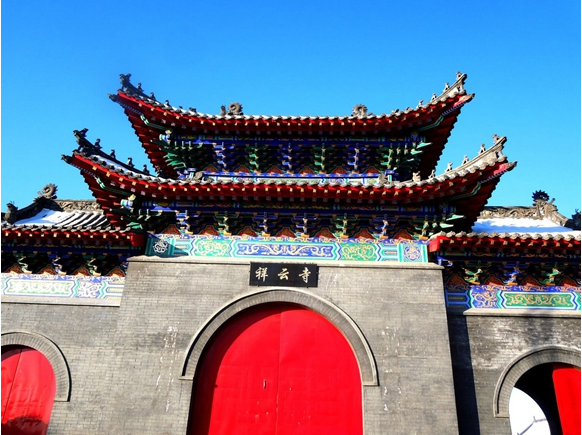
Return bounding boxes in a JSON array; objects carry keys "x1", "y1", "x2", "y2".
[
  {"x1": 448, "y1": 312, "x2": 581, "y2": 434},
  {"x1": 2, "y1": 256, "x2": 580, "y2": 434}
]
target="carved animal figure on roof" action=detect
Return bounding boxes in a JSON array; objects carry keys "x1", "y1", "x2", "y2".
[
  {"x1": 4, "y1": 202, "x2": 18, "y2": 224},
  {"x1": 73, "y1": 128, "x2": 88, "y2": 140},
  {"x1": 352, "y1": 105, "x2": 368, "y2": 118},
  {"x1": 38, "y1": 184, "x2": 58, "y2": 200},
  {"x1": 220, "y1": 106, "x2": 227, "y2": 116},
  {"x1": 227, "y1": 102, "x2": 243, "y2": 116},
  {"x1": 119, "y1": 73, "x2": 131, "y2": 91},
  {"x1": 567, "y1": 210, "x2": 581, "y2": 230}
]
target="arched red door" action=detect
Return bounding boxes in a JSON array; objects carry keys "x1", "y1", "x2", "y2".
[
  {"x1": 552, "y1": 364, "x2": 581, "y2": 435},
  {"x1": 188, "y1": 304, "x2": 363, "y2": 435},
  {"x1": 1, "y1": 346, "x2": 56, "y2": 435}
]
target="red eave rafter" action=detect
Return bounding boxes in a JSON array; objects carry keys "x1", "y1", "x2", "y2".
[
  {"x1": 117, "y1": 91, "x2": 469, "y2": 135},
  {"x1": 2, "y1": 228, "x2": 142, "y2": 247},
  {"x1": 429, "y1": 235, "x2": 581, "y2": 253},
  {"x1": 70, "y1": 152, "x2": 507, "y2": 210},
  {"x1": 116, "y1": 91, "x2": 472, "y2": 179}
]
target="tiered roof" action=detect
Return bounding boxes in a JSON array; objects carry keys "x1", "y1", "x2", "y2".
[
  {"x1": 110, "y1": 72, "x2": 473, "y2": 179},
  {"x1": 1, "y1": 187, "x2": 143, "y2": 275},
  {"x1": 430, "y1": 192, "x2": 581, "y2": 254},
  {"x1": 58, "y1": 73, "x2": 514, "y2": 237},
  {"x1": 62, "y1": 131, "x2": 514, "y2": 234}
]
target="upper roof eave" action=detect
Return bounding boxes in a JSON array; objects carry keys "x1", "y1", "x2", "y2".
[{"x1": 111, "y1": 72, "x2": 473, "y2": 130}]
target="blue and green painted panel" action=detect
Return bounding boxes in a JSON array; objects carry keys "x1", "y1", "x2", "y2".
[
  {"x1": 445, "y1": 284, "x2": 581, "y2": 312},
  {"x1": 1, "y1": 274, "x2": 124, "y2": 301},
  {"x1": 146, "y1": 234, "x2": 428, "y2": 263}
]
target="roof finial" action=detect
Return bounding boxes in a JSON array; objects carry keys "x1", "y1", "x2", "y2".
[
  {"x1": 38, "y1": 184, "x2": 58, "y2": 200},
  {"x1": 352, "y1": 104, "x2": 368, "y2": 118},
  {"x1": 228, "y1": 102, "x2": 243, "y2": 115},
  {"x1": 126, "y1": 157, "x2": 134, "y2": 168},
  {"x1": 119, "y1": 73, "x2": 131, "y2": 91}
]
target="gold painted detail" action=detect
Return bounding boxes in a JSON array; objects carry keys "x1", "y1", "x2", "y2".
[
  {"x1": 194, "y1": 239, "x2": 231, "y2": 257},
  {"x1": 504, "y1": 292, "x2": 574, "y2": 308},
  {"x1": 340, "y1": 244, "x2": 377, "y2": 261}
]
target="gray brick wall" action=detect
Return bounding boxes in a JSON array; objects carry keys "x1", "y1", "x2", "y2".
[
  {"x1": 448, "y1": 311, "x2": 581, "y2": 435},
  {"x1": 4, "y1": 256, "x2": 578, "y2": 434}
]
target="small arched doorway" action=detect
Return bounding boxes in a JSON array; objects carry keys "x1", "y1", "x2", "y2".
[
  {"x1": 509, "y1": 363, "x2": 580, "y2": 435},
  {"x1": 1, "y1": 346, "x2": 57, "y2": 435},
  {"x1": 187, "y1": 303, "x2": 363, "y2": 435}
]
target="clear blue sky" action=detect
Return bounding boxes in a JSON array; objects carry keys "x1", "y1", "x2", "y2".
[{"x1": 2, "y1": 1, "x2": 580, "y2": 218}]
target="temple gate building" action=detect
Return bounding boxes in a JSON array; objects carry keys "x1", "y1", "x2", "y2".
[{"x1": 2, "y1": 73, "x2": 580, "y2": 435}]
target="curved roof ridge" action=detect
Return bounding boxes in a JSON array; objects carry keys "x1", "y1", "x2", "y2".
[{"x1": 112, "y1": 72, "x2": 472, "y2": 119}]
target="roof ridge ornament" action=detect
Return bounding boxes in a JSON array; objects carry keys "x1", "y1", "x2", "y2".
[
  {"x1": 228, "y1": 102, "x2": 243, "y2": 116},
  {"x1": 2, "y1": 184, "x2": 62, "y2": 224},
  {"x1": 116, "y1": 73, "x2": 154, "y2": 102},
  {"x1": 479, "y1": 191, "x2": 571, "y2": 228},
  {"x1": 38, "y1": 184, "x2": 58, "y2": 200},
  {"x1": 352, "y1": 104, "x2": 371, "y2": 118},
  {"x1": 436, "y1": 72, "x2": 468, "y2": 102}
]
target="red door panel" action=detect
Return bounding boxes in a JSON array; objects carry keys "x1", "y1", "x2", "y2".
[
  {"x1": 1, "y1": 347, "x2": 56, "y2": 435},
  {"x1": 1, "y1": 348, "x2": 22, "y2": 418},
  {"x1": 190, "y1": 306, "x2": 282, "y2": 435},
  {"x1": 277, "y1": 308, "x2": 362, "y2": 435},
  {"x1": 552, "y1": 364, "x2": 581, "y2": 435},
  {"x1": 188, "y1": 304, "x2": 363, "y2": 435}
]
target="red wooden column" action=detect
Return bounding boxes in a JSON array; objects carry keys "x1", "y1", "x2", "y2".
[
  {"x1": 188, "y1": 304, "x2": 363, "y2": 435},
  {"x1": 1, "y1": 347, "x2": 56, "y2": 435},
  {"x1": 552, "y1": 364, "x2": 581, "y2": 435}
]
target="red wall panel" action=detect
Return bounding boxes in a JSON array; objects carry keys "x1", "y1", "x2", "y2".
[
  {"x1": 552, "y1": 364, "x2": 581, "y2": 435},
  {"x1": 188, "y1": 304, "x2": 363, "y2": 435},
  {"x1": 1, "y1": 347, "x2": 56, "y2": 435}
]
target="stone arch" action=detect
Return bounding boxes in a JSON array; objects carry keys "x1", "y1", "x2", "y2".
[
  {"x1": 2, "y1": 331, "x2": 71, "y2": 401},
  {"x1": 493, "y1": 345, "x2": 580, "y2": 417},
  {"x1": 181, "y1": 288, "x2": 378, "y2": 386}
]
